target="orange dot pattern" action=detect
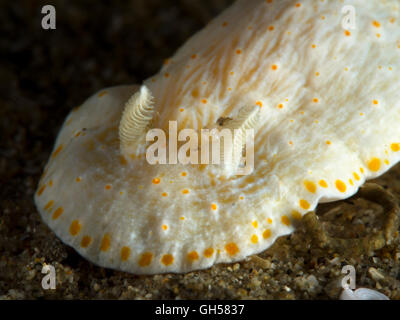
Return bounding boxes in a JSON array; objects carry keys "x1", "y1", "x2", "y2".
[
  {"x1": 100, "y1": 234, "x2": 111, "y2": 252},
  {"x1": 69, "y1": 220, "x2": 81, "y2": 236},
  {"x1": 121, "y1": 246, "x2": 131, "y2": 261},
  {"x1": 204, "y1": 248, "x2": 214, "y2": 258},
  {"x1": 187, "y1": 251, "x2": 199, "y2": 262},
  {"x1": 162, "y1": 254, "x2": 174, "y2": 266},
  {"x1": 81, "y1": 236, "x2": 92, "y2": 248},
  {"x1": 138, "y1": 252, "x2": 153, "y2": 267},
  {"x1": 225, "y1": 243, "x2": 239, "y2": 256}
]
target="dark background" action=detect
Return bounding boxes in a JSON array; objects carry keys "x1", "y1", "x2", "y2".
[{"x1": 1, "y1": 0, "x2": 399, "y2": 299}]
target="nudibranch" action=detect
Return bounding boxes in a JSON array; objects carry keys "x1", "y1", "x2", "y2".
[{"x1": 35, "y1": 0, "x2": 400, "y2": 274}]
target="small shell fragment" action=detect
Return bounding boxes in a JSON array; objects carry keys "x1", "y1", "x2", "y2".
[{"x1": 340, "y1": 288, "x2": 389, "y2": 300}]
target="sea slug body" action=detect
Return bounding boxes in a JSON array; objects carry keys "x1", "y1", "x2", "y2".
[{"x1": 35, "y1": 0, "x2": 400, "y2": 274}]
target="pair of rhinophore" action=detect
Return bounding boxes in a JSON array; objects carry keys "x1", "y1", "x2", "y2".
[{"x1": 119, "y1": 86, "x2": 259, "y2": 176}]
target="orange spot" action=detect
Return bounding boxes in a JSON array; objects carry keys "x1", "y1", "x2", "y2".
[
  {"x1": 319, "y1": 180, "x2": 328, "y2": 188},
  {"x1": 251, "y1": 235, "x2": 259, "y2": 244},
  {"x1": 349, "y1": 179, "x2": 354, "y2": 186},
  {"x1": 272, "y1": 64, "x2": 278, "y2": 70},
  {"x1": 105, "y1": 184, "x2": 111, "y2": 190},
  {"x1": 138, "y1": 252, "x2": 153, "y2": 267},
  {"x1": 225, "y1": 243, "x2": 239, "y2": 256},
  {"x1": 52, "y1": 207, "x2": 63, "y2": 220},
  {"x1": 281, "y1": 215, "x2": 290, "y2": 226},
  {"x1": 267, "y1": 218, "x2": 272, "y2": 224},
  {"x1": 256, "y1": 101, "x2": 263, "y2": 108},
  {"x1": 100, "y1": 234, "x2": 111, "y2": 252},
  {"x1": 179, "y1": 108, "x2": 184, "y2": 112},
  {"x1": 345, "y1": 30, "x2": 351, "y2": 36},
  {"x1": 51, "y1": 145, "x2": 63, "y2": 159},
  {"x1": 69, "y1": 220, "x2": 81, "y2": 236},
  {"x1": 291, "y1": 211, "x2": 302, "y2": 220},
  {"x1": 252, "y1": 220, "x2": 258, "y2": 229},
  {"x1": 278, "y1": 104, "x2": 284, "y2": 109},
  {"x1": 373, "y1": 100, "x2": 379, "y2": 105},
  {"x1": 313, "y1": 98, "x2": 319, "y2": 103},
  {"x1": 304, "y1": 181, "x2": 317, "y2": 193},
  {"x1": 368, "y1": 158, "x2": 381, "y2": 172},
  {"x1": 263, "y1": 229, "x2": 271, "y2": 239},
  {"x1": 391, "y1": 143, "x2": 400, "y2": 152},
  {"x1": 161, "y1": 254, "x2": 174, "y2": 266},
  {"x1": 360, "y1": 167, "x2": 365, "y2": 174},
  {"x1": 295, "y1": 3, "x2": 301, "y2": 7},
  {"x1": 162, "y1": 224, "x2": 168, "y2": 231},
  {"x1": 121, "y1": 246, "x2": 131, "y2": 261},
  {"x1": 98, "y1": 91, "x2": 107, "y2": 97},
  {"x1": 321, "y1": 16, "x2": 325, "y2": 20},
  {"x1": 266, "y1": 0, "x2": 273, "y2": 3},
  {"x1": 312, "y1": 44, "x2": 316, "y2": 48},
  {"x1": 44, "y1": 200, "x2": 54, "y2": 211},
  {"x1": 181, "y1": 172, "x2": 187, "y2": 177},
  {"x1": 162, "y1": 192, "x2": 168, "y2": 197},
  {"x1": 152, "y1": 178, "x2": 160, "y2": 184},
  {"x1": 335, "y1": 180, "x2": 347, "y2": 193},
  {"x1": 119, "y1": 156, "x2": 127, "y2": 165},
  {"x1": 187, "y1": 251, "x2": 199, "y2": 262},
  {"x1": 191, "y1": 54, "x2": 197, "y2": 59},
  {"x1": 204, "y1": 248, "x2": 214, "y2": 258},
  {"x1": 80, "y1": 236, "x2": 92, "y2": 248},
  {"x1": 326, "y1": 141, "x2": 331, "y2": 145},
  {"x1": 385, "y1": 159, "x2": 390, "y2": 165},
  {"x1": 182, "y1": 189, "x2": 190, "y2": 194},
  {"x1": 236, "y1": 49, "x2": 242, "y2": 54},
  {"x1": 268, "y1": 26, "x2": 275, "y2": 31},
  {"x1": 202, "y1": 99, "x2": 207, "y2": 104},
  {"x1": 222, "y1": 21, "x2": 228, "y2": 27},
  {"x1": 299, "y1": 199, "x2": 310, "y2": 210},
  {"x1": 164, "y1": 73, "x2": 170, "y2": 78},
  {"x1": 353, "y1": 172, "x2": 360, "y2": 181},
  {"x1": 211, "y1": 203, "x2": 217, "y2": 211},
  {"x1": 315, "y1": 72, "x2": 320, "y2": 76},
  {"x1": 372, "y1": 21, "x2": 381, "y2": 28},
  {"x1": 37, "y1": 185, "x2": 46, "y2": 196},
  {"x1": 191, "y1": 89, "x2": 199, "y2": 98},
  {"x1": 76, "y1": 177, "x2": 81, "y2": 182}
]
